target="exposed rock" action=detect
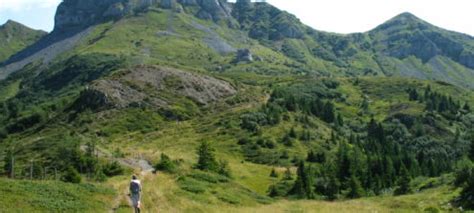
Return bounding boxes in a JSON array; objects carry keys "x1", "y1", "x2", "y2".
[
  {"x1": 178, "y1": 0, "x2": 198, "y2": 5},
  {"x1": 191, "y1": 21, "x2": 236, "y2": 54},
  {"x1": 103, "y1": 3, "x2": 126, "y2": 18},
  {"x1": 235, "y1": 49, "x2": 253, "y2": 62},
  {"x1": 160, "y1": 0, "x2": 177, "y2": 9},
  {"x1": 75, "y1": 65, "x2": 236, "y2": 111},
  {"x1": 54, "y1": 0, "x2": 160, "y2": 31}
]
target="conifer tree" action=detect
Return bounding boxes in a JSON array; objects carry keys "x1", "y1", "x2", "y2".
[
  {"x1": 347, "y1": 175, "x2": 364, "y2": 198},
  {"x1": 196, "y1": 141, "x2": 219, "y2": 171},
  {"x1": 284, "y1": 167, "x2": 293, "y2": 180},
  {"x1": 469, "y1": 137, "x2": 474, "y2": 162},
  {"x1": 394, "y1": 165, "x2": 411, "y2": 195},
  {"x1": 270, "y1": 168, "x2": 279, "y2": 178},
  {"x1": 290, "y1": 161, "x2": 315, "y2": 199},
  {"x1": 327, "y1": 176, "x2": 340, "y2": 200}
]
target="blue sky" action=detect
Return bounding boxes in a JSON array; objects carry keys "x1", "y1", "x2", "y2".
[{"x1": 1, "y1": 0, "x2": 473, "y2": 36}]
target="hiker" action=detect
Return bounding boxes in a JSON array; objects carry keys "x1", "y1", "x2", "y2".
[{"x1": 129, "y1": 175, "x2": 142, "y2": 213}]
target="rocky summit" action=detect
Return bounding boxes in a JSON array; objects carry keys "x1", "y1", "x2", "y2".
[{"x1": 55, "y1": 0, "x2": 233, "y2": 31}]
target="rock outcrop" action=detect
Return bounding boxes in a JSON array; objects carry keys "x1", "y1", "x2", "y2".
[
  {"x1": 54, "y1": 0, "x2": 232, "y2": 31},
  {"x1": 54, "y1": 0, "x2": 160, "y2": 31},
  {"x1": 74, "y1": 65, "x2": 236, "y2": 111},
  {"x1": 235, "y1": 49, "x2": 253, "y2": 62}
]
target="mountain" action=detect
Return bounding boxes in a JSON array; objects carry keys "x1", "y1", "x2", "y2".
[
  {"x1": 0, "y1": 20, "x2": 46, "y2": 63},
  {"x1": 367, "y1": 12, "x2": 474, "y2": 88},
  {"x1": 0, "y1": 1, "x2": 473, "y2": 212}
]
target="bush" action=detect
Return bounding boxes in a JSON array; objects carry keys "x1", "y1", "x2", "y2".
[
  {"x1": 155, "y1": 153, "x2": 177, "y2": 173},
  {"x1": 62, "y1": 167, "x2": 82, "y2": 184},
  {"x1": 102, "y1": 161, "x2": 124, "y2": 177}
]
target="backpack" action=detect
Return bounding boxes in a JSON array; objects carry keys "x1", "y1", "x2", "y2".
[{"x1": 130, "y1": 181, "x2": 140, "y2": 194}]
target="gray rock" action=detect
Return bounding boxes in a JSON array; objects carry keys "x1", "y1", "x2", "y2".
[
  {"x1": 76, "y1": 66, "x2": 237, "y2": 111},
  {"x1": 235, "y1": 49, "x2": 253, "y2": 62},
  {"x1": 103, "y1": 3, "x2": 126, "y2": 18},
  {"x1": 160, "y1": 0, "x2": 176, "y2": 9},
  {"x1": 178, "y1": 0, "x2": 198, "y2": 6}
]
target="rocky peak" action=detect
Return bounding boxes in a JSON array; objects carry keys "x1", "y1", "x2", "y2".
[
  {"x1": 53, "y1": 0, "x2": 232, "y2": 31},
  {"x1": 372, "y1": 12, "x2": 431, "y2": 33},
  {"x1": 54, "y1": 0, "x2": 155, "y2": 31}
]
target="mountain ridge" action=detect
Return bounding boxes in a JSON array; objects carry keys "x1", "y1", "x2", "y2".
[{"x1": 0, "y1": 20, "x2": 47, "y2": 63}]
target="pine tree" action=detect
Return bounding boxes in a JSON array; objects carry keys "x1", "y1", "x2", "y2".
[
  {"x1": 268, "y1": 185, "x2": 279, "y2": 197},
  {"x1": 3, "y1": 150, "x2": 13, "y2": 177},
  {"x1": 289, "y1": 127, "x2": 297, "y2": 138},
  {"x1": 217, "y1": 160, "x2": 232, "y2": 177},
  {"x1": 195, "y1": 141, "x2": 219, "y2": 171},
  {"x1": 62, "y1": 166, "x2": 82, "y2": 183},
  {"x1": 290, "y1": 161, "x2": 315, "y2": 199},
  {"x1": 270, "y1": 168, "x2": 279, "y2": 178},
  {"x1": 469, "y1": 137, "x2": 474, "y2": 162},
  {"x1": 327, "y1": 176, "x2": 340, "y2": 200},
  {"x1": 347, "y1": 175, "x2": 364, "y2": 198},
  {"x1": 322, "y1": 101, "x2": 336, "y2": 123},
  {"x1": 459, "y1": 168, "x2": 474, "y2": 209},
  {"x1": 284, "y1": 167, "x2": 293, "y2": 180},
  {"x1": 394, "y1": 165, "x2": 411, "y2": 195},
  {"x1": 155, "y1": 153, "x2": 176, "y2": 173},
  {"x1": 408, "y1": 89, "x2": 419, "y2": 101},
  {"x1": 463, "y1": 103, "x2": 471, "y2": 112}
]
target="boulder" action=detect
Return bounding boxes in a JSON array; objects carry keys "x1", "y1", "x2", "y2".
[{"x1": 235, "y1": 49, "x2": 253, "y2": 62}]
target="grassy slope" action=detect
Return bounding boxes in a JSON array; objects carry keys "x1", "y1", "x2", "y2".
[
  {"x1": 0, "y1": 178, "x2": 115, "y2": 212},
  {"x1": 1, "y1": 74, "x2": 471, "y2": 212},
  {"x1": 0, "y1": 21, "x2": 46, "y2": 62},
  {"x1": 91, "y1": 77, "x2": 469, "y2": 212},
  {"x1": 0, "y1": 8, "x2": 473, "y2": 213}
]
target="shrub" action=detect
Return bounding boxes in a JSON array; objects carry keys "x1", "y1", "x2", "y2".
[
  {"x1": 62, "y1": 167, "x2": 82, "y2": 184},
  {"x1": 102, "y1": 161, "x2": 124, "y2": 177},
  {"x1": 155, "y1": 153, "x2": 177, "y2": 173}
]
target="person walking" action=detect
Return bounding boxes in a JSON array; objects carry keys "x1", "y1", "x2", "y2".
[{"x1": 129, "y1": 175, "x2": 142, "y2": 213}]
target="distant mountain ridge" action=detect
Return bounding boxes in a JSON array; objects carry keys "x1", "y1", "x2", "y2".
[
  {"x1": 0, "y1": 20, "x2": 46, "y2": 63},
  {"x1": 1, "y1": 0, "x2": 474, "y2": 88}
]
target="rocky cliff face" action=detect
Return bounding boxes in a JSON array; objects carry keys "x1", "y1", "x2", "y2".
[
  {"x1": 54, "y1": 0, "x2": 157, "y2": 31},
  {"x1": 54, "y1": 0, "x2": 232, "y2": 31}
]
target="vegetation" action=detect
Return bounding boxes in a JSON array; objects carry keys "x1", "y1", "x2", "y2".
[{"x1": 1, "y1": 1, "x2": 474, "y2": 212}]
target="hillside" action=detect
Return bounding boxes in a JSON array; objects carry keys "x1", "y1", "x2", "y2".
[
  {"x1": 0, "y1": 0, "x2": 473, "y2": 212},
  {"x1": 0, "y1": 20, "x2": 46, "y2": 63}
]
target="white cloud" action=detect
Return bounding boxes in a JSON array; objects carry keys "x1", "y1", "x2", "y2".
[{"x1": 0, "y1": 0, "x2": 61, "y2": 12}]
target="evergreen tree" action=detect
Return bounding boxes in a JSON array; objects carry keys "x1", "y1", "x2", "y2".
[
  {"x1": 289, "y1": 127, "x2": 297, "y2": 138},
  {"x1": 155, "y1": 153, "x2": 177, "y2": 173},
  {"x1": 463, "y1": 103, "x2": 471, "y2": 112},
  {"x1": 270, "y1": 168, "x2": 279, "y2": 178},
  {"x1": 459, "y1": 168, "x2": 474, "y2": 209},
  {"x1": 337, "y1": 142, "x2": 351, "y2": 182},
  {"x1": 408, "y1": 89, "x2": 419, "y2": 101},
  {"x1": 290, "y1": 161, "x2": 315, "y2": 199},
  {"x1": 322, "y1": 101, "x2": 336, "y2": 123},
  {"x1": 469, "y1": 137, "x2": 474, "y2": 162},
  {"x1": 284, "y1": 167, "x2": 293, "y2": 180},
  {"x1": 347, "y1": 175, "x2": 364, "y2": 198},
  {"x1": 327, "y1": 176, "x2": 340, "y2": 200},
  {"x1": 62, "y1": 166, "x2": 82, "y2": 183},
  {"x1": 3, "y1": 150, "x2": 14, "y2": 178},
  {"x1": 394, "y1": 165, "x2": 411, "y2": 195},
  {"x1": 195, "y1": 141, "x2": 219, "y2": 171},
  {"x1": 268, "y1": 185, "x2": 279, "y2": 197},
  {"x1": 217, "y1": 160, "x2": 232, "y2": 177}
]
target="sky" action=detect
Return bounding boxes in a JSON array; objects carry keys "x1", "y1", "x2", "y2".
[{"x1": 0, "y1": 0, "x2": 473, "y2": 36}]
